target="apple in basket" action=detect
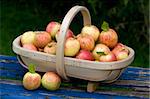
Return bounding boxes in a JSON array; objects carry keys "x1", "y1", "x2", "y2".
[
  {"x1": 99, "y1": 52, "x2": 117, "y2": 62},
  {"x1": 92, "y1": 44, "x2": 111, "y2": 60},
  {"x1": 21, "y1": 31, "x2": 36, "y2": 45},
  {"x1": 46, "y1": 21, "x2": 61, "y2": 39},
  {"x1": 38, "y1": 48, "x2": 44, "y2": 52},
  {"x1": 64, "y1": 37, "x2": 80, "y2": 57},
  {"x1": 42, "y1": 72, "x2": 61, "y2": 91},
  {"x1": 81, "y1": 25, "x2": 100, "y2": 41},
  {"x1": 99, "y1": 21, "x2": 118, "y2": 48},
  {"x1": 33, "y1": 31, "x2": 52, "y2": 48},
  {"x1": 77, "y1": 34, "x2": 95, "y2": 51},
  {"x1": 22, "y1": 44, "x2": 37, "y2": 51},
  {"x1": 23, "y1": 64, "x2": 41, "y2": 90},
  {"x1": 55, "y1": 29, "x2": 74, "y2": 41},
  {"x1": 76, "y1": 50, "x2": 94, "y2": 61},
  {"x1": 44, "y1": 41, "x2": 57, "y2": 55},
  {"x1": 112, "y1": 43, "x2": 129, "y2": 60}
]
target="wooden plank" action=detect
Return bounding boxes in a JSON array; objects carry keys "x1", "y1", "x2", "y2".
[
  {"x1": 0, "y1": 79, "x2": 146, "y2": 99},
  {"x1": 120, "y1": 67, "x2": 150, "y2": 81},
  {"x1": 0, "y1": 55, "x2": 17, "y2": 61},
  {"x1": 0, "y1": 56, "x2": 149, "y2": 87},
  {"x1": 112, "y1": 80, "x2": 150, "y2": 88},
  {"x1": 0, "y1": 56, "x2": 149, "y2": 82},
  {"x1": 0, "y1": 55, "x2": 149, "y2": 98},
  {"x1": 0, "y1": 61, "x2": 27, "y2": 70},
  {"x1": 1, "y1": 65, "x2": 149, "y2": 89},
  {"x1": 1, "y1": 70, "x2": 25, "y2": 80}
]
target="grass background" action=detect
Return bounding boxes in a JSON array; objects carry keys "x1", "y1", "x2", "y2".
[{"x1": 0, "y1": 0, "x2": 149, "y2": 68}]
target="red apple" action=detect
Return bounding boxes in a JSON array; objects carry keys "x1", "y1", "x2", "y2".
[
  {"x1": 41, "y1": 72, "x2": 61, "y2": 91},
  {"x1": 46, "y1": 21, "x2": 61, "y2": 38},
  {"x1": 99, "y1": 21, "x2": 118, "y2": 48},
  {"x1": 55, "y1": 29, "x2": 74, "y2": 41},
  {"x1": 76, "y1": 50, "x2": 94, "y2": 61},
  {"x1": 44, "y1": 41, "x2": 57, "y2": 55},
  {"x1": 77, "y1": 34, "x2": 95, "y2": 51},
  {"x1": 115, "y1": 51, "x2": 128, "y2": 60},
  {"x1": 21, "y1": 31, "x2": 36, "y2": 45},
  {"x1": 38, "y1": 48, "x2": 44, "y2": 52},
  {"x1": 33, "y1": 31, "x2": 51, "y2": 48},
  {"x1": 81, "y1": 25, "x2": 100, "y2": 41},
  {"x1": 23, "y1": 64, "x2": 41, "y2": 90},
  {"x1": 22, "y1": 44, "x2": 37, "y2": 51},
  {"x1": 112, "y1": 43, "x2": 129, "y2": 60},
  {"x1": 92, "y1": 44, "x2": 111, "y2": 60},
  {"x1": 99, "y1": 52, "x2": 116, "y2": 62},
  {"x1": 65, "y1": 37, "x2": 80, "y2": 57},
  {"x1": 112, "y1": 43, "x2": 129, "y2": 53}
]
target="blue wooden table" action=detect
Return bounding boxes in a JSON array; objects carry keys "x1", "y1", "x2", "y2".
[{"x1": 0, "y1": 55, "x2": 149, "y2": 99}]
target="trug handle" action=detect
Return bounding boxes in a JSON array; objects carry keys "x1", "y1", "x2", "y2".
[{"x1": 56, "y1": 6, "x2": 91, "y2": 80}]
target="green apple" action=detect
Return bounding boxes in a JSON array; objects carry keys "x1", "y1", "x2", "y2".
[
  {"x1": 42, "y1": 72, "x2": 61, "y2": 91},
  {"x1": 23, "y1": 64, "x2": 41, "y2": 90}
]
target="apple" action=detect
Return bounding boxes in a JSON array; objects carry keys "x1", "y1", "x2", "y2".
[
  {"x1": 99, "y1": 21, "x2": 118, "y2": 48},
  {"x1": 23, "y1": 64, "x2": 41, "y2": 90},
  {"x1": 99, "y1": 52, "x2": 116, "y2": 62},
  {"x1": 64, "y1": 37, "x2": 80, "y2": 57},
  {"x1": 55, "y1": 29, "x2": 74, "y2": 41},
  {"x1": 81, "y1": 25, "x2": 100, "y2": 41},
  {"x1": 44, "y1": 41, "x2": 57, "y2": 55},
  {"x1": 77, "y1": 34, "x2": 95, "y2": 51},
  {"x1": 115, "y1": 51, "x2": 128, "y2": 60},
  {"x1": 33, "y1": 31, "x2": 51, "y2": 48},
  {"x1": 46, "y1": 21, "x2": 61, "y2": 38},
  {"x1": 92, "y1": 44, "x2": 111, "y2": 60},
  {"x1": 42, "y1": 72, "x2": 61, "y2": 91},
  {"x1": 112, "y1": 43, "x2": 129, "y2": 53},
  {"x1": 76, "y1": 50, "x2": 94, "y2": 61},
  {"x1": 112, "y1": 43, "x2": 129, "y2": 60},
  {"x1": 21, "y1": 31, "x2": 36, "y2": 45},
  {"x1": 22, "y1": 44, "x2": 37, "y2": 51},
  {"x1": 38, "y1": 48, "x2": 44, "y2": 52}
]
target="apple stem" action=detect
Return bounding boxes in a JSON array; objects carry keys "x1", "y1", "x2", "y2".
[
  {"x1": 101, "y1": 21, "x2": 109, "y2": 32},
  {"x1": 28, "y1": 64, "x2": 36, "y2": 73}
]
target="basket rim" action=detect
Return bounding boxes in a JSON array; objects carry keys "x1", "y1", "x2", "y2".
[{"x1": 12, "y1": 35, "x2": 135, "y2": 70}]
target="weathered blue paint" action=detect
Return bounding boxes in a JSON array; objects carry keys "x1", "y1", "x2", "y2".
[
  {"x1": 120, "y1": 68, "x2": 150, "y2": 81},
  {"x1": 0, "y1": 57, "x2": 149, "y2": 80},
  {"x1": 0, "y1": 83, "x2": 143, "y2": 99},
  {"x1": 0, "y1": 55, "x2": 149, "y2": 99},
  {"x1": 0, "y1": 55, "x2": 17, "y2": 61},
  {"x1": 1, "y1": 70, "x2": 25, "y2": 80},
  {"x1": 0, "y1": 62, "x2": 27, "y2": 70}
]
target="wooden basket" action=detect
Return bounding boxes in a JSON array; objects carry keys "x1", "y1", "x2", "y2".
[{"x1": 12, "y1": 6, "x2": 135, "y2": 92}]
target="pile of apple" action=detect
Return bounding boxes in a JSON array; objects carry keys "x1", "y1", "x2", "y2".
[
  {"x1": 23, "y1": 64, "x2": 61, "y2": 91},
  {"x1": 21, "y1": 21, "x2": 129, "y2": 62}
]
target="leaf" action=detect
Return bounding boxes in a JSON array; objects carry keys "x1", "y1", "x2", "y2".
[
  {"x1": 124, "y1": 0, "x2": 129, "y2": 6},
  {"x1": 87, "y1": 0, "x2": 98, "y2": 14},
  {"x1": 96, "y1": 51, "x2": 106, "y2": 55},
  {"x1": 28, "y1": 64, "x2": 36, "y2": 73},
  {"x1": 101, "y1": 21, "x2": 109, "y2": 32}
]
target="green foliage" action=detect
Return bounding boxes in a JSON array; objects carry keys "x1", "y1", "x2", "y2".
[
  {"x1": 0, "y1": 0, "x2": 149, "y2": 67},
  {"x1": 101, "y1": 21, "x2": 109, "y2": 32}
]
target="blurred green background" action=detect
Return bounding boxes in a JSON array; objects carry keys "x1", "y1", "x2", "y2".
[{"x1": 0, "y1": 0, "x2": 149, "y2": 68}]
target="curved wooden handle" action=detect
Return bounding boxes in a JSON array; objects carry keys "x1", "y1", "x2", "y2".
[{"x1": 56, "y1": 6, "x2": 91, "y2": 80}]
